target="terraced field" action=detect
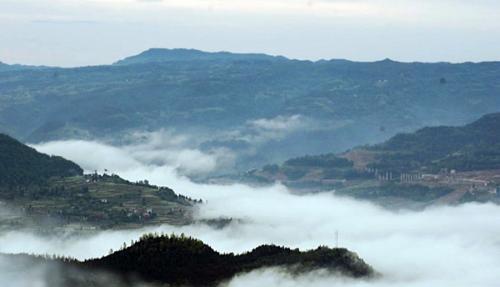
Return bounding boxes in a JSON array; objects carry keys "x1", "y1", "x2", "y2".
[{"x1": 0, "y1": 174, "x2": 195, "y2": 232}]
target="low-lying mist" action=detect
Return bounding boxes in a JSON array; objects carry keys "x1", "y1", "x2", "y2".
[{"x1": 1, "y1": 139, "x2": 499, "y2": 287}]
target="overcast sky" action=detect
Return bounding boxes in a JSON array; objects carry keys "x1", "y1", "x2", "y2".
[{"x1": 1, "y1": 0, "x2": 500, "y2": 67}]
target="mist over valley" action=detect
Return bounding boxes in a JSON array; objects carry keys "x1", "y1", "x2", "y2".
[{"x1": 2, "y1": 2, "x2": 500, "y2": 285}]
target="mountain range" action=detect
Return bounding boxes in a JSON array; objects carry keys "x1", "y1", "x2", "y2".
[{"x1": 1, "y1": 48, "x2": 500, "y2": 173}]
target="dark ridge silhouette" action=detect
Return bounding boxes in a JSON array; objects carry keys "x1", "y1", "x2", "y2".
[
  {"x1": 84, "y1": 234, "x2": 374, "y2": 286},
  {"x1": 0, "y1": 234, "x2": 374, "y2": 286}
]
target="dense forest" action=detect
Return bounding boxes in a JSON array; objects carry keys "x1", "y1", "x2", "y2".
[
  {"x1": 0, "y1": 234, "x2": 374, "y2": 287},
  {"x1": 86, "y1": 234, "x2": 373, "y2": 286},
  {"x1": 0, "y1": 133, "x2": 82, "y2": 187}
]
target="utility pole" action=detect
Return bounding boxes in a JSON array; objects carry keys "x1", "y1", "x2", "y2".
[{"x1": 335, "y1": 230, "x2": 339, "y2": 248}]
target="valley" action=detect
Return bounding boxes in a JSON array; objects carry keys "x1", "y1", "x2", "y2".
[
  {"x1": 3, "y1": 1, "x2": 500, "y2": 286},
  {"x1": 1, "y1": 57, "x2": 499, "y2": 286}
]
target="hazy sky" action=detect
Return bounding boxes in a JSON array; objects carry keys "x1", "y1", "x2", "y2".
[{"x1": 1, "y1": 0, "x2": 500, "y2": 66}]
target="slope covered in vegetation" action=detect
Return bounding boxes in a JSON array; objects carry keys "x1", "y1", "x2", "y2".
[
  {"x1": 0, "y1": 133, "x2": 82, "y2": 187},
  {"x1": 86, "y1": 234, "x2": 374, "y2": 286},
  {"x1": 0, "y1": 234, "x2": 374, "y2": 286},
  {"x1": 243, "y1": 113, "x2": 500, "y2": 206},
  {"x1": 0, "y1": 134, "x2": 194, "y2": 230},
  {"x1": 368, "y1": 112, "x2": 500, "y2": 172},
  {"x1": 253, "y1": 112, "x2": 500, "y2": 179}
]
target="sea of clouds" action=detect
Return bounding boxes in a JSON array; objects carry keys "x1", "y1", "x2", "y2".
[{"x1": 1, "y1": 138, "x2": 500, "y2": 287}]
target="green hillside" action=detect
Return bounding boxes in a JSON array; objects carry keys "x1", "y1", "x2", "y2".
[
  {"x1": 260, "y1": 112, "x2": 500, "y2": 178},
  {"x1": 243, "y1": 113, "x2": 500, "y2": 207},
  {"x1": 0, "y1": 133, "x2": 82, "y2": 187},
  {"x1": 0, "y1": 134, "x2": 194, "y2": 230},
  {"x1": 368, "y1": 112, "x2": 500, "y2": 172}
]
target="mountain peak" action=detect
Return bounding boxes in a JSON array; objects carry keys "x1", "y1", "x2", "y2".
[
  {"x1": 113, "y1": 48, "x2": 285, "y2": 65},
  {"x1": 376, "y1": 58, "x2": 398, "y2": 64}
]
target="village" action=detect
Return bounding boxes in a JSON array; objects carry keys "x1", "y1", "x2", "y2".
[
  {"x1": 369, "y1": 167, "x2": 500, "y2": 200},
  {"x1": 0, "y1": 173, "x2": 195, "y2": 235}
]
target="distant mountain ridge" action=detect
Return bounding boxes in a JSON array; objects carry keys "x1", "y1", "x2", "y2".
[
  {"x1": 0, "y1": 61, "x2": 48, "y2": 72},
  {"x1": 114, "y1": 48, "x2": 285, "y2": 65},
  {"x1": 1, "y1": 48, "x2": 500, "y2": 174}
]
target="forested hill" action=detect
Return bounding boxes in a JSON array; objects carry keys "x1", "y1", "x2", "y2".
[
  {"x1": 240, "y1": 113, "x2": 500, "y2": 206},
  {"x1": 0, "y1": 234, "x2": 374, "y2": 286},
  {"x1": 0, "y1": 134, "x2": 194, "y2": 229},
  {"x1": 0, "y1": 133, "x2": 83, "y2": 186},
  {"x1": 86, "y1": 234, "x2": 374, "y2": 286},
  {"x1": 264, "y1": 112, "x2": 500, "y2": 176},
  {"x1": 367, "y1": 112, "x2": 500, "y2": 172},
  {"x1": 1, "y1": 48, "x2": 500, "y2": 173}
]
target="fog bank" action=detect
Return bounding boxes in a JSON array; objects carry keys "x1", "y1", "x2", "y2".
[{"x1": 0, "y1": 140, "x2": 499, "y2": 287}]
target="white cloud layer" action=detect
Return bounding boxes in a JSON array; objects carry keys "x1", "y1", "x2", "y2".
[
  {"x1": 1, "y1": 139, "x2": 500, "y2": 286},
  {"x1": 248, "y1": 115, "x2": 306, "y2": 132},
  {"x1": 32, "y1": 131, "x2": 234, "y2": 175}
]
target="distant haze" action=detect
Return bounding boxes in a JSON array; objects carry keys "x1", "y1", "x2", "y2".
[{"x1": 1, "y1": 0, "x2": 500, "y2": 66}]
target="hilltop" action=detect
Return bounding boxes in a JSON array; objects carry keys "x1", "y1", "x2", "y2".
[
  {"x1": 114, "y1": 48, "x2": 284, "y2": 65},
  {"x1": 86, "y1": 234, "x2": 373, "y2": 285},
  {"x1": 1, "y1": 49, "x2": 500, "y2": 173},
  {"x1": 242, "y1": 113, "x2": 500, "y2": 208},
  {"x1": 1, "y1": 234, "x2": 374, "y2": 286}
]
